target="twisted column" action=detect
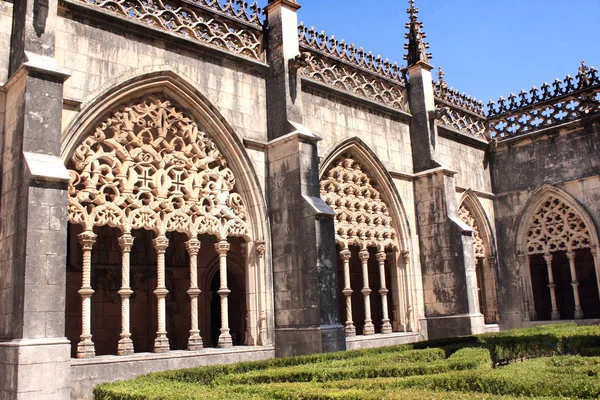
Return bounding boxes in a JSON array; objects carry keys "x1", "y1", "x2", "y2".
[
  {"x1": 77, "y1": 231, "x2": 97, "y2": 358},
  {"x1": 186, "y1": 238, "x2": 203, "y2": 350},
  {"x1": 153, "y1": 235, "x2": 170, "y2": 352},
  {"x1": 215, "y1": 240, "x2": 232, "y2": 348},
  {"x1": 377, "y1": 251, "x2": 392, "y2": 334},
  {"x1": 544, "y1": 253, "x2": 560, "y2": 320},
  {"x1": 566, "y1": 251, "x2": 583, "y2": 319},
  {"x1": 359, "y1": 249, "x2": 375, "y2": 335},
  {"x1": 117, "y1": 233, "x2": 135, "y2": 355},
  {"x1": 340, "y1": 249, "x2": 355, "y2": 336},
  {"x1": 402, "y1": 250, "x2": 413, "y2": 332}
]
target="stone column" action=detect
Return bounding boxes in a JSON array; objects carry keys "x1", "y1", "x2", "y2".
[
  {"x1": 518, "y1": 253, "x2": 536, "y2": 321},
  {"x1": 592, "y1": 247, "x2": 600, "y2": 307},
  {"x1": 185, "y1": 238, "x2": 203, "y2": 350},
  {"x1": 215, "y1": 240, "x2": 233, "y2": 348},
  {"x1": 153, "y1": 235, "x2": 170, "y2": 352},
  {"x1": 401, "y1": 251, "x2": 414, "y2": 332},
  {"x1": 256, "y1": 242, "x2": 269, "y2": 345},
  {"x1": 377, "y1": 251, "x2": 393, "y2": 334},
  {"x1": 77, "y1": 231, "x2": 97, "y2": 358},
  {"x1": 543, "y1": 253, "x2": 560, "y2": 320},
  {"x1": 566, "y1": 251, "x2": 583, "y2": 320},
  {"x1": 359, "y1": 249, "x2": 375, "y2": 335},
  {"x1": 117, "y1": 233, "x2": 135, "y2": 355},
  {"x1": 339, "y1": 249, "x2": 355, "y2": 336}
]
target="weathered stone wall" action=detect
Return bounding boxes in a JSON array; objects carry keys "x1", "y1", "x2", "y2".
[
  {"x1": 54, "y1": 11, "x2": 269, "y2": 150},
  {"x1": 490, "y1": 120, "x2": 600, "y2": 327},
  {"x1": 436, "y1": 134, "x2": 492, "y2": 193},
  {"x1": 0, "y1": 1, "x2": 12, "y2": 84}
]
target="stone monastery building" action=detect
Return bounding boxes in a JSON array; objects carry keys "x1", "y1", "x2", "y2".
[{"x1": 0, "y1": 0, "x2": 599, "y2": 398}]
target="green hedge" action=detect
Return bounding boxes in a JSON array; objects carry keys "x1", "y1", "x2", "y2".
[{"x1": 94, "y1": 323, "x2": 600, "y2": 400}]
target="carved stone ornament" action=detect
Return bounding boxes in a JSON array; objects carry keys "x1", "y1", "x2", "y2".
[
  {"x1": 526, "y1": 196, "x2": 591, "y2": 255},
  {"x1": 77, "y1": 0, "x2": 263, "y2": 60},
  {"x1": 320, "y1": 156, "x2": 397, "y2": 250},
  {"x1": 67, "y1": 96, "x2": 249, "y2": 239},
  {"x1": 458, "y1": 205, "x2": 485, "y2": 258}
]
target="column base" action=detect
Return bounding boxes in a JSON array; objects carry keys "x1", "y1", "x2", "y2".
[
  {"x1": 117, "y1": 338, "x2": 134, "y2": 356},
  {"x1": 345, "y1": 323, "x2": 356, "y2": 337},
  {"x1": 381, "y1": 321, "x2": 393, "y2": 334},
  {"x1": 76, "y1": 338, "x2": 95, "y2": 358},
  {"x1": 363, "y1": 322, "x2": 375, "y2": 335},
  {"x1": 153, "y1": 335, "x2": 170, "y2": 353},
  {"x1": 187, "y1": 334, "x2": 204, "y2": 350},
  {"x1": 217, "y1": 332, "x2": 233, "y2": 348},
  {"x1": 574, "y1": 307, "x2": 584, "y2": 320},
  {"x1": 551, "y1": 310, "x2": 561, "y2": 320}
]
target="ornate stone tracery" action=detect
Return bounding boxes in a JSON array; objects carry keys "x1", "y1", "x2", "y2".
[
  {"x1": 320, "y1": 156, "x2": 397, "y2": 250},
  {"x1": 458, "y1": 205, "x2": 485, "y2": 258},
  {"x1": 67, "y1": 95, "x2": 249, "y2": 239},
  {"x1": 525, "y1": 195, "x2": 591, "y2": 255}
]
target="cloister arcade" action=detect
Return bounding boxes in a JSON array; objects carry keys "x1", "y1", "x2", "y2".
[
  {"x1": 320, "y1": 147, "x2": 416, "y2": 337},
  {"x1": 517, "y1": 187, "x2": 600, "y2": 322},
  {"x1": 62, "y1": 86, "x2": 271, "y2": 358}
]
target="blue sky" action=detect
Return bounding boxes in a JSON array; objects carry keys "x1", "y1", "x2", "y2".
[{"x1": 259, "y1": 0, "x2": 600, "y2": 105}]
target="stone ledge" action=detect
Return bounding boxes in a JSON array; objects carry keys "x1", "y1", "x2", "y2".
[{"x1": 345, "y1": 332, "x2": 421, "y2": 350}]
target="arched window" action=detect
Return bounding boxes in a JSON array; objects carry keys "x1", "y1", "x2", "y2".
[
  {"x1": 65, "y1": 95, "x2": 262, "y2": 358},
  {"x1": 519, "y1": 192, "x2": 600, "y2": 321}
]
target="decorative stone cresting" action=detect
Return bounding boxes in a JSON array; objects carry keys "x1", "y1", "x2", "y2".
[
  {"x1": 297, "y1": 24, "x2": 408, "y2": 112},
  {"x1": 525, "y1": 196, "x2": 591, "y2": 255},
  {"x1": 458, "y1": 205, "x2": 485, "y2": 258},
  {"x1": 320, "y1": 156, "x2": 398, "y2": 251},
  {"x1": 75, "y1": 0, "x2": 263, "y2": 60},
  {"x1": 67, "y1": 95, "x2": 249, "y2": 239}
]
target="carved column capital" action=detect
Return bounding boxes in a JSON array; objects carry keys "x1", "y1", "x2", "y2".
[
  {"x1": 256, "y1": 242, "x2": 266, "y2": 257},
  {"x1": 376, "y1": 251, "x2": 387, "y2": 263},
  {"x1": 543, "y1": 252, "x2": 553, "y2": 264},
  {"x1": 153, "y1": 235, "x2": 169, "y2": 253},
  {"x1": 78, "y1": 231, "x2": 97, "y2": 250},
  {"x1": 401, "y1": 250, "x2": 410, "y2": 265},
  {"x1": 215, "y1": 240, "x2": 230, "y2": 255},
  {"x1": 118, "y1": 233, "x2": 135, "y2": 252},
  {"x1": 566, "y1": 251, "x2": 576, "y2": 261},
  {"x1": 185, "y1": 238, "x2": 201, "y2": 255},
  {"x1": 339, "y1": 249, "x2": 351, "y2": 261},
  {"x1": 358, "y1": 249, "x2": 370, "y2": 262}
]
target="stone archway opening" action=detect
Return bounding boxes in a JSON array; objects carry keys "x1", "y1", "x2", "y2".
[
  {"x1": 65, "y1": 95, "x2": 258, "y2": 358},
  {"x1": 322, "y1": 155, "x2": 412, "y2": 337},
  {"x1": 521, "y1": 195, "x2": 600, "y2": 321}
]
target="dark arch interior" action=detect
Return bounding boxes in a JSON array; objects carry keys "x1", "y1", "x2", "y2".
[{"x1": 66, "y1": 225, "x2": 248, "y2": 357}]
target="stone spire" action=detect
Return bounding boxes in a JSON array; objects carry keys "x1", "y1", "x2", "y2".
[{"x1": 403, "y1": 0, "x2": 432, "y2": 67}]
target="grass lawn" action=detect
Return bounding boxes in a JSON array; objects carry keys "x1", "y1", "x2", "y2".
[{"x1": 94, "y1": 323, "x2": 600, "y2": 399}]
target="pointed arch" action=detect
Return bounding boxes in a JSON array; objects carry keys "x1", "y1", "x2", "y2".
[
  {"x1": 458, "y1": 189, "x2": 500, "y2": 324},
  {"x1": 319, "y1": 136, "x2": 412, "y2": 252},
  {"x1": 61, "y1": 70, "x2": 268, "y2": 243},
  {"x1": 514, "y1": 184, "x2": 599, "y2": 256}
]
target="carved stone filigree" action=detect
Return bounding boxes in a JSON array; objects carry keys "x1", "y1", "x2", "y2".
[
  {"x1": 458, "y1": 205, "x2": 485, "y2": 258},
  {"x1": 437, "y1": 105, "x2": 487, "y2": 140},
  {"x1": 76, "y1": 0, "x2": 263, "y2": 60},
  {"x1": 488, "y1": 61, "x2": 600, "y2": 139},
  {"x1": 320, "y1": 156, "x2": 397, "y2": 250},
  {"x1": 299, "y1": 52, "x2": 409, "y2": 112},
  {"x1": 298, "y1": 23, "x2": 406, "y2": 85},
  {"x1": 67, "y1": 95, "x2": 249, "y2": 239},
  {"x1": 526, "y1": 196, "x2": 591, "y2": 255}
]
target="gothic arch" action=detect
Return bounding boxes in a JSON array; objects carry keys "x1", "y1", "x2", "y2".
[
  {"x1": 319, "y1": 137, "x2": 412, "y2": 252},
  {"x1": 319, "y1": 137, "x2": 416, "y2": 335},
  {"x1": 458, "y1": 190, "x2": 499, "y2": 323},
  {"x1": 514, "y1": 185, "x2": 599, "y2": 256},
  {"x1": 61, "y1": 71, "x2": 272, "y2": 356},
  {"x1": 61, "y1": 70, "x2": 269, "y2": 242},
  {"x1": 514, "y1": 184, "x2": 600, "y2": 321}
]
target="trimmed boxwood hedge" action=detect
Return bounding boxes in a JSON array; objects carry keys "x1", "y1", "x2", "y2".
[{"x1": 94, "y1": 323, "x2": 600, "y2": 400}]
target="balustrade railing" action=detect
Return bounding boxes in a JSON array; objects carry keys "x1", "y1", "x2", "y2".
[
  {"x1": 71, "y1": 0, "x2": 264, "y2": 61},
  {"x1": 487, "y1": 61, "x2": 600, "y2": 139},
  {"x1": 297, "y1": 23, "x2": 409, "y2": 113}
]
